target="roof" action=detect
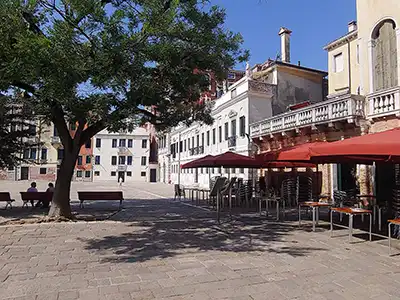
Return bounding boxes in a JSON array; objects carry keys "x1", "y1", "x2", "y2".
[
  {"x1": 324, "y1": 30, "x2": 358, "y2": 51},
  {"x1": 274, "y1": 61, "x2": 328, "y2": 76}
]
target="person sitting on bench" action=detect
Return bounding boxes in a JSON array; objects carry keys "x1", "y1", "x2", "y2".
[{"x1": 27, "y1": 182, "x2": 38, "y2": 207}]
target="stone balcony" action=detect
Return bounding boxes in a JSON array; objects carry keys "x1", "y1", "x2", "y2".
[
  {"x1": 250, "y1": 94, "x2": 365, "y2": 138},
  {"x1": 367, "y1": 86, "x2": 400, "y2": 119}
]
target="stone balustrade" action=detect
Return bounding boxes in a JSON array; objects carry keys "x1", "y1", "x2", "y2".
[
  {"x1": 367, "y1": 86, "x2": 400, "y2": 119},
  {"x1": 250, "y1": 95, "x2": 365, "y2": 137}
]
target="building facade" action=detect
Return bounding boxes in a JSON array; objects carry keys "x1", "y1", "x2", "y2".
[
  {"x1": 251, "y1": 0, "x2": 400, "y2": 199},
  {"x1": 158, "y1": 27, "x2": 327, "y2": 188},
  {"x1": 92, "y1": 127, "x2": 150, "y2": 182}
]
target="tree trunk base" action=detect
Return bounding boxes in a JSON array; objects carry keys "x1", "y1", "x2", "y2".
[{"x1": 48, "y1": 203, "x2": 74, "y2": 219}]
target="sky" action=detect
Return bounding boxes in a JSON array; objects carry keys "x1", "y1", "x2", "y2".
[{"x1": 210, "y1": 0, "x2": 357, "y2": 72}]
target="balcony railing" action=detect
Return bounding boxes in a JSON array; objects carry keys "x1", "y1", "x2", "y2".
[
  {"x1": 228, "y1": 136, "x2": 236, "y2": 148},
  {"x1": 51, "y1": 136, "x2": 61, "y2": 144},
  {"x1": 190, "y1": 146, "x2": 204, "y2": 156},
  {"x1": 250, "y1": 95, "x2": 365, "y2": 137},
  {"x1": 367, "y1": 86, "x2": 400, "y2": 119},
  {"x1": 118, "y1": 147, "x2": 129, "y2": 155},
  {"x1": 118, "y1": 165, "x2": 127, "y2": 172}
]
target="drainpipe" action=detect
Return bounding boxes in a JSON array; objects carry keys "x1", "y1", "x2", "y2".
[
  {"x1": 178, "y1": 133, "x2": 181, "y2": 185},
  {"x1": 347, "y1": 40, "x2": 352, "y2": 94}
]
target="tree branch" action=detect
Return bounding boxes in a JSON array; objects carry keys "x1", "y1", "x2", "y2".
[
  {"x1": 50, "y1": 104, "x2": 72, "y2": 150},
  {"x1": 79, "y1": 120, "x2": 106, "y2": 147},
  {"x1": 10, "y1": 81, "x2": 37, "y2": 95}
]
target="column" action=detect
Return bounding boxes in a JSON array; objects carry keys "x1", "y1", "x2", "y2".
[
  {"x1": 396, "y1": 28, "x2": 400, "y2": 88},
  {"x1": 367, "y1": 40, "x2": 375, "y2": 94}
]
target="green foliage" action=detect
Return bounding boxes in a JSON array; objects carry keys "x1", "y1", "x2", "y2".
[{"x1": 0, "y1": 0, "x2": 248, "y2": 143}]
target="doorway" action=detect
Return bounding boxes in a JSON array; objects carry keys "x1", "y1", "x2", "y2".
[
  {"x1": 118, "y1": 171, "x2": 125, "y2": 183},
  {"x1": 150, "y1": 169, "x2": 157, "y2": 183},
  {"x1": 21, "y1": 167, "x2": 29, "y2": 180}
]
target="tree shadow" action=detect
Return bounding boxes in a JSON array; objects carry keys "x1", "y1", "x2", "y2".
[{"x1": 80, "y1": 199, "x2": 327, "y2": 264}]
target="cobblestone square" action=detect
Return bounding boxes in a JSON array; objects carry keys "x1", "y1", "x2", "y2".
[{"x1": 0, "y1": 181, "x2": 399, "y2": 299}]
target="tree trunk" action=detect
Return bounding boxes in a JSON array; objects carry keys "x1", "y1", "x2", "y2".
[{"x1": 48, "y1": 149, "x2": 78, "y2": 219}]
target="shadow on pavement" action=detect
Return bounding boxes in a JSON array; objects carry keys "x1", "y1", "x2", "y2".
[{"x1": 81, "y1": 198, "x2": 327, "y2": 263}]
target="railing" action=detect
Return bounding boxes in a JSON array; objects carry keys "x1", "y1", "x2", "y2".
[
  {"x1": 367, "y1": 86, "x2": 400, "y2": 118},
  {"x1": 228, "y1": 136, "x2": 236, "y2": 148},
  {"x1": 51, "y1": 136, "x2": 61, "y2": 144},
  {"x1": 250, "y1": 95, "x2": 365, "y2": 137},
  {"x1": 118, "y1": 147, "x2": 129, "y2": 155},
  {"x1": 190, "y1": 146, "x2": 204, "y2": 156},
  {"x1": 118, "y1": 165, "x2": 127, "y2": 172}
]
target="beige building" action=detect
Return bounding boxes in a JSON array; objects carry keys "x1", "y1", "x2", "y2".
[{"x1": 251, "y1": 0, "x2": 400, "y2": 202}]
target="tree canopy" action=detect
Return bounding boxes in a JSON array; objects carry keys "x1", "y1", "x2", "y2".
[{"x1": 0, "y1": 0, "x2": 248, "y2": 217}]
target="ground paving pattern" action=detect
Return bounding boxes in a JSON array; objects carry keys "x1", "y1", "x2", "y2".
[{"x1": 1, "y1": 182, "x2": 400, "y2": 299}]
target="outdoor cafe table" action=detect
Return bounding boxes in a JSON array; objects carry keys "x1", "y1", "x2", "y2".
[
  {"x1": 184, "y1": 186, "x2": 209, "y2": 204},
  {"x1": 330, "y1": 207, "x2": 372, "y2": 243},
  {"x1": 299, "y1": 202, "x2": 332, "y2": 232}
]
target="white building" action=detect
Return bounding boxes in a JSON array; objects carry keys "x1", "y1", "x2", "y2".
[
  {"x1": 158, "y1": 27, "x2": 328, "y2": 188},
  {"x1": 92, "y1": 127, "x2": 150, "y2": 182}
]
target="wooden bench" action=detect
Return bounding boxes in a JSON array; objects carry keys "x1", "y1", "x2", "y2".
[
  {"x1": 77, "y1": 191, "x2": 123, "y2": 209},
  {"x1": 20, "y1": 192, "x2": 53, "y2": 208},
  {"x1": 0, "y1": 192, "x2": 15, "y2": 209}
]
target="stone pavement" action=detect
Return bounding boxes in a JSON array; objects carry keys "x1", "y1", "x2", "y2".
[{"x1": 0, "y1": 182, "x2": 400, "y2": 299}]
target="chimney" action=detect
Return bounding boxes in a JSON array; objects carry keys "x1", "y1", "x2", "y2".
[
  {"x1": 278, "y1": 27, "x2": 292, "y2": 63},
  {"x1": 348, "y1": 21, "x2": 357, "y2": 32}
]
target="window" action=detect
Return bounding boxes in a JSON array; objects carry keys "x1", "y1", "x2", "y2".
[
  {"x1": 142, "y1": 139, "x2": 147, "y2": 148},
  {"x1": 85, "y1": 139, "x2": 91, "y2": 149},
  {"x1": 28, "y1": 125, "x2": 36, "y2": 136},
  {"x1": 86, "y1": 156, "x2": 91, "y2": 164},
  {"x1": 57, "y1": 149, "x2": 64, "y2": 160},
  {"x1": 240, "y1": 168, "x2": 244, "y2": 174},
  {"x1": 184, "y1": 140, "x2": 187, "y2": 151},
  {"x1": 94, "y1": 171, "x2": 100, "y2": 176},
  {"x1": 76, "y1": 170, "x2": 82, "y2": 178},
  {"x1": 141, "y1": 156, "x2": 147, "y2": 166},
  {"x1": 218, "y1": 126, "x2": 222, "y2": 143},
  {"x1": 119, "y1": 139, "x2": 126, "y2": 147},
  {"x1": 231, "y1": 168, "x2": 235, "y2": 174},
  {"x1": 23, "y1": 149, "x2": 29, "y2": 159},
  {"x1": 333, "y1": 53, "x2": 343, "y2": 73},
  {"x1": 85, "y1": 171, "x2": 91, "y2": 178},
  {"x1": 127, "y1": 156, "x2": 132, "y2": 165},
  {"x1": 119, "y1": 156, "x2": 126, "y2": 165},
  {"x1": 211, "y1": 168, "x2": 214, "y2": 174},
  {"x1": 95, "y1": 156, "x2": 100, "y2": 165},
  {"x1": 196, "y1": 135, "x2": 199, "y2": 147},
  {"x1": 231, "y1": 88, "x2": 237, "y2": 98},
  {"x1": 224, "y1": 122, "x2": 229, "y2": 140},
  {"x1": 179, "y1": 141, "x2": 183, "y2": 153},
  {"x1": 356, "y1": 44, "x2": 360, "y2": 64},
  {"x1": 239, "y1": 116, "x2": 246, "y2": 137},
  {"x1": 191, "y1": 137, "x2": 194, "y2": 148},
  {"x1": 206, "y1": 168, "x2": 209, "y2": 174},
  {"x1": 218, "y1": 167, "x2": 221, "y2": 174},
  {"x1": 201, "y1": 133, "x2": 204, "y2": 146},
  {"x1": 224, "y1": 167, "x2": 229, "y2": 173},
  {"x1": 231, "y1": 119, "x2": 236, "y2": 137},
  {"x1": 128, "y1": 139, "x2": 133, "y2": 148},
  {"x1": 212, "y1": 128, "x2": 216, "y2": 145},
  {"x1": 77, "y1": 156, "x2": 83, "y2": 166},
  {"x1": 53, "y1": 126, "x2": 58, "y2": 136},
  {"x1": 111, "y1": 171, "x2": 116, "y2": 176},
  {"x1": 188, "y1": 138, "x2": 190, "y2": 150},
  {"x1": 127, "y1": 171, "x2": 132, "y2": 176},
  {"x1": 39, "y1": 168, "x2": 46, "y2": 175},
  {"x1": 112, "y1": 139, "x2": 117, "y2": 148},
  {"x1": 95, "y1": 138, "x2": 101, "y2": 148},
  {"x1": 141, "y1": 171, "x2": 146, "y2": 177},
  {"x1": 206, "y1": 131, "x2": 210, "y2": 146},
  {"x1": 41, "y1": 148, "x2": 47, "y2": 160},
  {"x1": 111, "y1": 156, "x2": 117, "y2": 165},
  {"x1": 227, "y1": 72, "x2": 236, "y2": 80},
  {"x1": 30, "y1": 148, "x2": 37, "y2": 160}
]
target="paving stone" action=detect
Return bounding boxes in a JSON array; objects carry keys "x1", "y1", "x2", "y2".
[{"x1": 0, "y1": 182, "x2": 399, "y2": 300}]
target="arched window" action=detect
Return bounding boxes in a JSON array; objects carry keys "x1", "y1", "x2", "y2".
[{"x1": 372, "y1": 20, "x2": 398, "y2": 91}]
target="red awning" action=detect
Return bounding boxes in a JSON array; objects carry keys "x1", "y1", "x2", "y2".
[
  {"x1": 182, "y1": 152, "x2": 261, "y2": 168},
  {"x1": 181, "y1": 155, "x2": 214, "y2": 169},
  {"x1": 260, "y1": 161, "x2": 316, "y2": 168},
  {"x1": 309, "y1": 128, "x2": 400, "y2": 161},
  {"x1": 257, "y1": 142, "x2": 327, "y2": 162}
]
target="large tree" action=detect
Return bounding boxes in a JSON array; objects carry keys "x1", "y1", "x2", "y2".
[{"x1": 0, "y1": 0, "x2": 248, "y2": 218}]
